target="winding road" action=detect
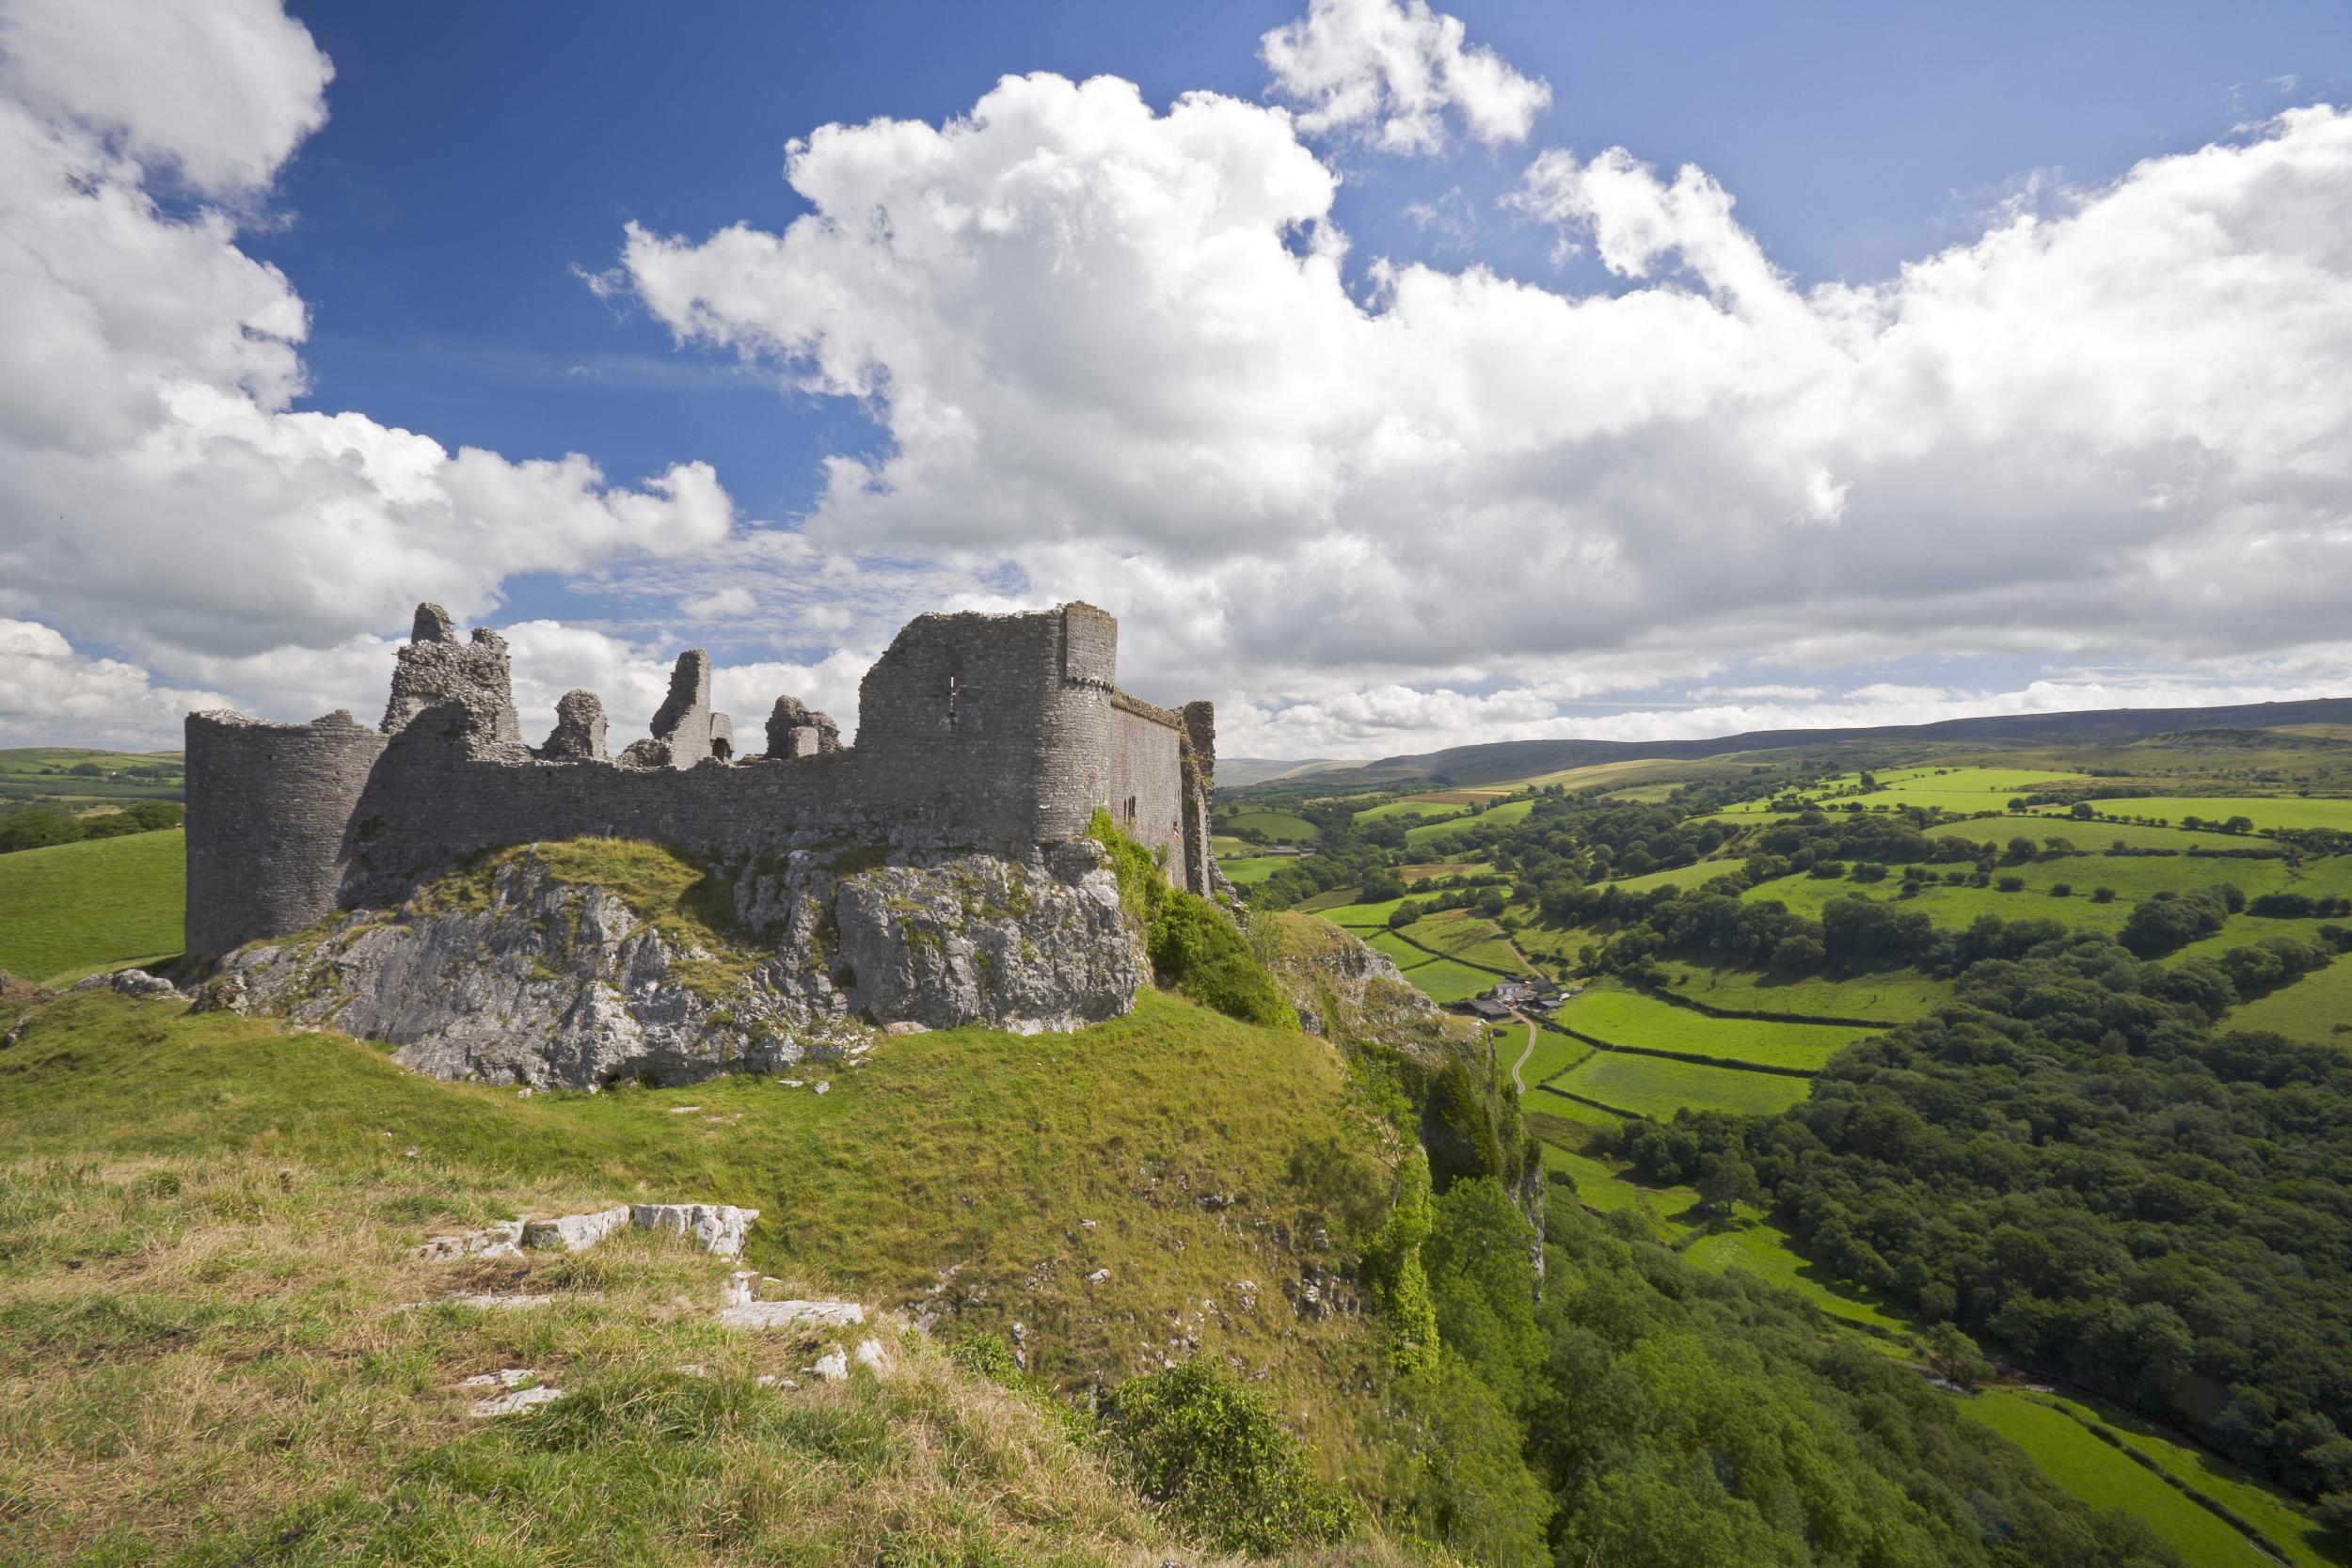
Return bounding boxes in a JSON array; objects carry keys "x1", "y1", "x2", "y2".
[{"x1": 1508, "y1": 1012, "x2": 1537, "y2": 1095}]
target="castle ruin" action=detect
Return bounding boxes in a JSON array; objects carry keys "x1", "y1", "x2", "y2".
[{"x1": 185, "y1": 601, "x2": 1221, "y2": 958}]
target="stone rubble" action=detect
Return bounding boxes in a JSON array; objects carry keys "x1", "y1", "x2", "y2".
[
  {"x1": 810, "y1": 1347, "x2": 849, "y2": 1383},
  {"x1": 415, "y1": 1202, "x2": 755, "y2": 1261},
  {"x1": 70, "y1": 969, "x2": 183, "y2": 1001},
  {"x1": 520, "y1": 1206, "x2": 631, "y2": 1253},
  {"x1": 717, "y1": 1299, "x2": 866, "y2": 1331}
]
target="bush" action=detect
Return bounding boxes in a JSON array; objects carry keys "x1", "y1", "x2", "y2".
[
  {"x1": 1092, "y1": 809, "x2": 1292, "y2": 1029},
  {"x1": 1150, "y1": 892, "x2": 1295, "y2": 1028},
  {"x1": 0, "y1": 806, "x2": 83, "y2": 853},
  {"x1": 1100, "y1": 1359, "x2": 1356, "y2": 1552}
]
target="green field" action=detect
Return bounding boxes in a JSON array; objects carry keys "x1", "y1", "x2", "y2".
[
  {"x1": 2032, "y1": 794, "x2": 2352, "y2": 834},
  {"x1": 1402, "y1": 799, "x2": 1535, "y2": 848},
  {"x1": 1606, "y1": 860, "x2": 1737, "y2": 893},
  {"x1": 1520, "y1": 1029, "x2": 1593, "y2": 1086},
  {"x1": 1554, "y1": 983, "x2": 1872, "y2": 1070},
  {"x1": 1684, "y1": 1221, "x2": 1911, "y2": 1335},
  {"x1": 0, "y1": 747, "x2": 185, "y2": 808},
  {"x1": 1958, "y1": 1392, "x2": 2286, "y2": 1568},
  {"x1": 0, "y1": 829, "x2": 185, "y2": 985},
  {"x1": 1215, "y1": 853, "x2": 1292, "y2": 885},
  {"x1": 1315, "y1": 895, "x2": 1411, "y2": 928},
  {"x1": 2230, "y1": 950, "x2": 2352, "y2": 1047},
  {"x1": 2063, "y1": 1394, "x2": 2344, "y2": 1568},
  {"x1": 1393, "y1": 957, "x2": 1499, "y2": 1004},
  {"x1": 1217, "y1": 808, "x2": 1320, "y2": 843},
  {"x1": 1533, "y1": 1139, "x2": 1702, "y2": 1242},
  {"x1": 1650, "y1": 959, "x2": 1949, "y2": 1025},
  {"x1": 1928, "y1": 816, "x2": 2266, "y2": 854},
  {"x1": 1396, "y1": 912, "x2": 1521, "y2": 972},
  {"x1": 1352, "y1": 797, "x2": 1474, "y2": 828},
  {"x1": 1714, "y1": 766, "x2": 2090, "y2": 816},
  {"x1": 1552, "y1": 1048, "x2": 1811, "y2": 1118}
]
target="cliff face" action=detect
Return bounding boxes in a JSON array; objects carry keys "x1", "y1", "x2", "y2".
[{"x1": 199, "y1": 840, "x2": 1141, "y2": 1089}]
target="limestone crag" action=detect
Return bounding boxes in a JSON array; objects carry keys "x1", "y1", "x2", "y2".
[{"x1": 208, "y1": 842, "x2": 1140, "y2": 1089}]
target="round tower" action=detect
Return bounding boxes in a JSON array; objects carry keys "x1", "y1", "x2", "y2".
[{"x1": 183, "y1": 709, "x2": 389, "y2": 958}]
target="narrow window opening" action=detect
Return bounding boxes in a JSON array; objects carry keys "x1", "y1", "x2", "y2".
[
  {"x1": 946, "y1": 672, "x2": 959, "y2": 722},
  {"x1": 1125, "y1": 794, "x2": 1136, "y2": 821}
]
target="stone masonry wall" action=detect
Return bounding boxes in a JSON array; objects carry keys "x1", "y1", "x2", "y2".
[
  {"x1": 185, "y1": 710, "x2": 389, "y2": 958},
  {"x1": 187, "y1": 599, "x2": 1216, "y2": 956}
]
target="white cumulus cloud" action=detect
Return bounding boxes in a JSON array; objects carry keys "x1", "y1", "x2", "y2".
[
  {"x1": 1262, "y1": 0, "x2": 1550, "y2": 152},
  {"x1": 616, "y1": 79, "x2": 2352, "y2": 748},
  {"x1": 0, "y1": 0, "x2": 738, "y2": 719}
]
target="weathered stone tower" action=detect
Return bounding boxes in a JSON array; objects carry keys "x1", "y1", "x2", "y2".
[{"x1": 184, "y1": 601, "x2": 1222, "y2": 959}]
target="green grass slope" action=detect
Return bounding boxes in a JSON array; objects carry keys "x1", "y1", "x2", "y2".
[
  {"x1": 0, "y1": 827, "x2": 183, "y2": 984},
  {"x1": 0, "y1": 988, "x2": 1435, "y2": 1565}
]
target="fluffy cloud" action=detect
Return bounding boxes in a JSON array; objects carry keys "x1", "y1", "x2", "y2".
[
  {"x1": 1261, "y1": 0, "x2": 1549, "y2": 152},
  {"x1": 618, "y1": 74, "x2": 2352, "y2": 747},
  {"x1": 0, "y1": 0, "x2": 737, "y2": 694},
  {"x1": 0, "y1": 620, "x2": 227, "y2": 746}
]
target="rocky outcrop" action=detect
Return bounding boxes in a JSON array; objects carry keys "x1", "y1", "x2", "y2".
[{"x1": 208, "y1": 840, "x2": 1141, "y2": 1089}]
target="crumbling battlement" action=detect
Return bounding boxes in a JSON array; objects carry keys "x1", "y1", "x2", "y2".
[{"x1": 185, "y1": 602, "x2": 1219, "y2": 958}]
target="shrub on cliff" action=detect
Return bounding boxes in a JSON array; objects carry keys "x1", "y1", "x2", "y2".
[
  {"x1": 1090, "y1": 808, "x2": 1293, "y2": 1029},
  {"x1": 1100, "y1": 1357, "x2": 1357, "y2": 1551}
]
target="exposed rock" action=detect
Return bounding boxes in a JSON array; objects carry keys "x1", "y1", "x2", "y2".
[
  {"x1": 852, "y1": 1337, "x2": 888, "y2": 1375},
  {"x1": 522, "y1": 1206, "x2": 631, "y2": 1252},
  {"x1": 71, "y1": 969, "x2": 182, "y2": 1001},
  {"x1": 415, "y1": 1221, "x2": 524, "y2": 1261},
  {"x1": 1085, "y1": 1268, "x2": 1111, "y2": 1285},
  {"x1": 459, "y1": 1368, "x2": 540, "y2": 1389},
  {"x1": 440, "y1": 1291, "x2": 554, "y2": 1310},
  {"x1": 632, "y1": 1202, "x2": 758, "y2": 1257},
  {"x1": 469, "y1": 1385, "x2": 564, "y2": 1418},
  {"x1": 215, "y1": 843, "x2": 1140, "y2": 1090},
  {"x1": 720, "y1": 1298, "x2": 865, "y2": 1331},
  {"x1": 537, "y1": 689, "x2": 608, "y2": 762},
  {"x1": 811, "y1": 1348, "x2": 850, "y2": 1382}
]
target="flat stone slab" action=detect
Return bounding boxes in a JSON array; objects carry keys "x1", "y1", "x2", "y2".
[
  {"x1": 522, "y1": 1205, "x2": 631, "y2": 1252},
  {"x1": 414, "y1": 1221, "x2": 523, "y2": 1261},
  {"x1": 715, "y1": 1298, "x2": 865, "y2": 1331},
  {"x1": 441, "y1": 1291, "x2": 555, "y2": 1310}
]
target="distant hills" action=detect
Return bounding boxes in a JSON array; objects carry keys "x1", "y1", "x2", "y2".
[{"x1": 1233, "y1": 696, "x2": 2352, "y2": 791}]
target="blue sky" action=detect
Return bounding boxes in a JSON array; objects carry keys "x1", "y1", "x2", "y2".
[{"x1": 3, "y1": 0, "x2": 2351, "y2": 757}]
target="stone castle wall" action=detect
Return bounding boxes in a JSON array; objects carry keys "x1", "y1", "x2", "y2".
[{"x1": 186, "y1": 601, "x2": 1215, "y2": 957}]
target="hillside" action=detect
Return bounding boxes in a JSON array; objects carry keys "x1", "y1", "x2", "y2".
[
  {"x1": 0, "y1": 827, "x2": 2216, "y2": 1566},
  {"x1": 0, "y1": 827, "x2": 184, "y2": 985},
  {"x1": 1260, "y1": 695, "x2": 2352, "y2": 789}
]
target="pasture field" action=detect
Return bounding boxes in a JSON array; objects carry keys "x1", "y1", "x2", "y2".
[
  {"x1": 2030, "y1": 794, "x2": 2352, "y2": 834},
  {"x1": 1214, "y1": 853, "x2": 1294, "y2": 885},
  {"x1": 1292, "y1": 886, "x2": 1361, "y2": 912},
  {"x1": 1314, "y1": 895, "x2": 1409, "y2": 928},
  {"x1": 1216, "y1": 808, "x2": 1320, "y2": 843},
  {"x1": 0, "y1": 747, "x2": 185, "y2": 808},
  {"x1": 0, "y1": 828, "x2": 184, "y2": 986},
  {"x1": 1402, "y1": 799, "x2": 1535, "y2": 847},
  {"x1": 2064, "y1": 1394, "x2": 2344, "y2": 1568},
  {"x1": 1958, "y1": 1393, "x2": 2283, "y2": 1568},
  {"x1": 1650, "y1": 959, "x2": 1949, "y2": 1024},
  {"x1": 1555, "y1": 983, "x2": 1874, "y2": 1070},
  {"x1": 1368, "y1": 929, "x2": 1435, "y2": 970},
  {"x1": 1393, "y1": 957, "x2": 1499, "y2": 1005},
  {"x1": 1684, "y1": 1221, "x2": 1910, "y2": 1335},
  {"x1": 1397, "y1": 912, "x2": 1521, "y2": 972},
  {"x1": 1396, "y1": 860, "x2": 1489, "y2": 882},
  {"x1": 1533, "y1": 1139, "x2": 1702, "y2": 1242},
  {"x1": 1520, "y1": 1029, "x2": 1594, "y2": 1087},
  {"x1": 1929, "y1": 816, "x2": 2265, "y2": 853},
  {"x1": 2229, "y1": 951, "x2": 2352, "y2": 1047},
  {"x1": 1352, "y1": 797, "x2": 1473, "y2": 827},
  {"x1": 1597, "y1": 784, "x2": 1680, "y2": 802},
  {"x1": 1606, "y1": 860, "x2": 1735, "y2": 893},
  {"x1": 1523, "y1": 1095, "x2": 1627, "y2": 1138},
  {"x1": 1491, "y1": 757, "x2": 1754, "y2": 795},
  {"x1": 1552, "y1": 1049, "x2": 1810, "y2": 1119}
]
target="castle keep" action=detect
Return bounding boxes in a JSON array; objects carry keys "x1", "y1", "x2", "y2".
[{"x1": 185, "y1": 602, "x2": 1220, "y2": 958}]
